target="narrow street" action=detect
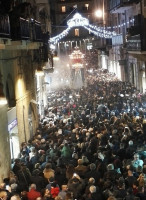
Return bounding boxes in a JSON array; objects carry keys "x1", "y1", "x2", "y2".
[{"x1": 0, "y1": 1, "x2": 146, "y2": 199}]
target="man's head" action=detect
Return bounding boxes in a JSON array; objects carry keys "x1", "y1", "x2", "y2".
[
  {"x1": 30, "y1": 184, "x2": 36, "y2": 190},
  {"x1": 61, "y1": 185, "x2": 68, "y2": 191},
  {"x1": 134, "y1": 153, "x2": 139, "y2": 160},
  {"x1": 89, "y1": 185, "x2": 96, "y2": 193},
  {"x1": 10, "y1": 195, "x2": 21, "y2": 200}
]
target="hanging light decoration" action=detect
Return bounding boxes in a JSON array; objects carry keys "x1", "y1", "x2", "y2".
[
  {"x1": 50, "y1": 13, "x2": 116, "y2": 44},
  {"x1": 49, "y1": 13, "x2": 135, "y2": 44}
]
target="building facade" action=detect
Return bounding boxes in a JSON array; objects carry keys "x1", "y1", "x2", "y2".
[
  {"x1": 0, "y1": 0, "x2": 52, "y2": 182},
  {"x1": 51, "y1": 0, "x2": 104, "y2": 54},
  {"x1": 109, "y1": 0, "x2": 146, "y2": 93},
  {"x1": 50, "y1": 0, "x2": 146, "y2": 94}
]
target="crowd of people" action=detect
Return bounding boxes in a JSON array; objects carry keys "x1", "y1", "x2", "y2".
[{"x1": 0, "y1": 69, "x2": 146, "y2": 200}]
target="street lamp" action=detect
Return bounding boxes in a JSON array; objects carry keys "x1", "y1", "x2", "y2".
[
  {"x1": 95, "y1": 9, "x2": 103, "y2": 18},
  {"x1": 94, "y1": 0, "x2": 105, "y2": 25}
]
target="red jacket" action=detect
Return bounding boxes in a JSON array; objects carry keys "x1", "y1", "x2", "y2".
[{"x1": 27, "y1": 189, "x2": 41, "y2": 200}]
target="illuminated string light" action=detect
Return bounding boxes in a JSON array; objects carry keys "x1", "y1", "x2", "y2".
[{"x1": 50, "y1": 13, "x2": 134, "y2": 44}]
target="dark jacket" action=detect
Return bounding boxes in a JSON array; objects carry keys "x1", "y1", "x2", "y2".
[{"x1": 67, "y1": 177, "x2": 85, "y2": 199}]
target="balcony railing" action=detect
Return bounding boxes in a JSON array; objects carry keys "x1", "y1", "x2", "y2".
[
  {"x1": 109, "y1": 0, "x2": 140, "y2": 12},
  {"x1": 31, "y1": 20, "x2": 42, "y2": 42},
  {"x1": 125, "y1": 15, "x2": 146, "y2": 51},
  {"x1": 0, "y1": 14, "x2": 43, "y2": 42},
  {"x1": 57, "y1": 0, "x2": 92, "y2": 3},
  {"x1": 20, "y1": 18, "x2": 30, "y2": 40},
  {"x1": 126, "y1": 34, "x2": 142, "y2": 51},
  {"x1": 0, "y1": 15, "x2": 10, "y2": 38},
  {"x1": 112, "y1": 34, "x2": 123, "y2": 46}
]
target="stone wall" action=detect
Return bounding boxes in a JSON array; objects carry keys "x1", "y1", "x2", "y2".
[{"x1": 0, "y1": 105, "x2": 11, "y2": 183}]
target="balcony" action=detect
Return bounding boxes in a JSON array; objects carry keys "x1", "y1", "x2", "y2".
[
  {"x1": 126, "y1": 17, "x2": 146, "y2": 51},
  {"x1": 31, "y1": 20, "x2": 42, "y2": 42},
  {"x1": 0, "y1": 15, "x2": 10, "y2": 38},
  {"x1": 109, "y1": 0, "x2": 140, "y2": 13},
  {"x1": 9, "y1": 17, "x2": 43, "y2": 42},
  {"x1": 57, "y1": 0, "x2": 92, "y2": 3},
  {"x1": 0, "y1": 14, "x2": 43, "y2": 42},
  {"x1": 126, "y1": 34, "x2": 142, "y2": 51},
  {"x1": 112, "y1": 34, "x2": 124, "y2": 46}
]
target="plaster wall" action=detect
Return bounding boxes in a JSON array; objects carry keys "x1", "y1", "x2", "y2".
[{"x1": 0, "y1": 105, "x2": 11, "y2": 183}]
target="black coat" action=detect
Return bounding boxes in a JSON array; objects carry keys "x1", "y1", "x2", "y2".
[{"x1": 67, "y1": 177, "x2": 85, "y2": 199}]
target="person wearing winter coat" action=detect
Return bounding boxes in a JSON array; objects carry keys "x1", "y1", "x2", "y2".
[{"x1": 67, "y1": 173, "x2": 85, "y2": 199}]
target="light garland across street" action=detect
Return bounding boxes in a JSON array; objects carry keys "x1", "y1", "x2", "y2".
[
  {"x1": 50, "y1": 12, "x2": 134, "y2": 44},
  {"x1": 50, "y1": 13, "x2": 117, "y2": 44}
]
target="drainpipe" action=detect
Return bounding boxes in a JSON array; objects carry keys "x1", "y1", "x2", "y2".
[{"x1": 23, "y1": 105, "x2": 27, "y2": 142}]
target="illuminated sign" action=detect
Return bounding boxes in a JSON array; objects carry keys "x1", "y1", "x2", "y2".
[{"x1": 8, "y1": 119, "x2": 17, "y2": 132}]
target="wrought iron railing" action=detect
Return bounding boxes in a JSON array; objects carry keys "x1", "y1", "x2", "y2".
[
  {"x1": 109, "y1": 0, "x2": 140, "y2": 11},
  {"x1": 32, "y1": 20, "x2": 42, "y2": 41},
  {"x1": 20, "y1": 18, "x2": 30, "y2": 40},
  {"x1": 0, "y1": 15, "x2": 10, "y2": 38},
  {"x1": 0, "y1": 14, "x2": 43, "y2": 42},
  {"x1": 112, "y1": 34, "x2": 124, "y2": 46}
]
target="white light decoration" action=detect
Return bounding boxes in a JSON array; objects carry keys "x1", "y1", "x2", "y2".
[
  {"x1": 50, "y1": 44, "x2": 56, "y2": 50},
  {"x1": 69, "y1": 47, "x2": 84, "y2": 70},
  {"x1": 72, "y1": 63, "x2": 83, "y2": 69},
  {"x1": 67, "y1": 13, "x2": 89, "y2": 27},
  {"x1": 49, "y1": 12, "x2": 133, "y2": 44},
  {"x1": 69, "y1": 47, "x2": 85, "y2": 60}
]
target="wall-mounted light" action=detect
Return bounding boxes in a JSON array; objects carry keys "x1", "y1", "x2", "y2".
[
  {"x1": 53, "y1": 51, "x2": 59, "y2": 61},
  {"x1": 0, "y1": 71, "x2": 7, "y2": 105},
  {"x1": 35, "y1": 66, "x2": 44, "y2": 76}
]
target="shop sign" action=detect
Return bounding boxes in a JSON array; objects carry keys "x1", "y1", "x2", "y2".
[{"x1": 8, "y1": 119, "x2": 17, "y2": 132}]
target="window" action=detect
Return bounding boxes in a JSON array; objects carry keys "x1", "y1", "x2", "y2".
[
  {"x1": 61, "y1": 6, "x2": 66, "y2": 13},
  {"x1": 75, "y1": 29, "x2": 79, "y2": 36},
  {"x1": 85, "y1": 4, "x2": 89, "y2": 10}
]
